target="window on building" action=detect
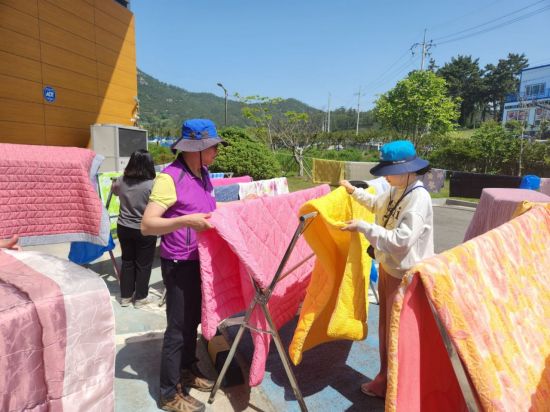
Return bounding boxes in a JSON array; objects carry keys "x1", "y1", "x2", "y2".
[
  {"x1": 525, "y1": 83, "x2": 545, "y2": 96},
  {"x1": 113, "y1": 0, "x2": 128, "y2": 7}
]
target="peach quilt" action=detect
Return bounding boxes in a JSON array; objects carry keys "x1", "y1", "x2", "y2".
[{"x1": 387, "y1": 205, "x2": 550, "y2": 411}]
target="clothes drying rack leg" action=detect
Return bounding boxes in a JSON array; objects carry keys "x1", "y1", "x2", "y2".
[
  {"x1": 370, "y1": 279, "x2": 379, "y2": 304},
  {"x1": 208, "y1": 212, "x2": 318, "y2": 412}
]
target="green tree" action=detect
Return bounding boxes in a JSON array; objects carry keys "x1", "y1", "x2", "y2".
[
  {"x1": 236, "y1": 94, "x2": 324, "y2": 177},
  {"x1": 437, "y1": 55, "x2": 485, "y2": 127},
  {"x1": 483, "y1": 53, "x2": 529, "y2": 121},
  {"x1": 235, "y1": 94, "x2": 284, "y2": 149},
  {"x1": 211, "y1": 127, "x2": 281, "y2": 180},
  {"x1": 271, "y1": 111, "x2": 322, "y2": 177},
  {"x1": 521, "y1": 139, "x2": 550, "y2": 176},
  {"x1": 471, "y1": 121, "x2": 519, "y2": 174},
  {"x1": 428, "y1": 134, "x2": 478, "y2": 172},
  {"x1": 374, "y1": 70, "x2": 460, "y2": 145}
]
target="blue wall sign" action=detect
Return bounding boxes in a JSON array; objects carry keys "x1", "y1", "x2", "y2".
[{"x1": 43, "y1": 86, "x2": 56, "y2": 103}]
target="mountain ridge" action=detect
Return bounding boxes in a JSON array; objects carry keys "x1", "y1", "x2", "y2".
[{"x1": 137, "y1": 69, "x2": 322, "y2": 135}]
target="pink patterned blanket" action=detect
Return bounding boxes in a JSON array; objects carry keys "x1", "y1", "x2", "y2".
[
  {"x1": 387, "y1": 205, "x2": 550, "y2": 411},
  {"x1": 0, "y1": 250, "x2": 115, "y2": 411},
  {"x1": 198, "y1": 185, "x2": 330, "y2": 386},
  {"x1": 0, "y1": 144, "x2": 110, "y2": 246}
]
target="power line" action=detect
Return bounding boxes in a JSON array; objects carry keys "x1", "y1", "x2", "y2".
[
  {"x1": 428, "y1": 0, "x2": 503, "y2": 32},
  {"x1": 433, "y1": 0, "x2": 550, "y2": 44},
  {"x1": 375, "y1": 55, "x2": 419, "y2": 90},
  {"x1": 366, "y1": 50, "x2": 411, "y2": 86},
  {"x1": 437, "y1": 4, "x2": 550, "y2": 46}
]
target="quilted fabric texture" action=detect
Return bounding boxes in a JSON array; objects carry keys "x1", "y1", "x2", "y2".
[
  {"x1": 289, "y1": 187, "x2": 376, "y2": 365},
  {"x1": 0, "y1": 249, "x2": 115, "y2": 411},
  {"x1": 198, "y1": 184, "x2": 330, "y2": 386},
  {"x1": 0, "y1": 144, "x2": 110, "y2": 246},
  {"x1": 386, "y1": 205, "x2": 550, "y2": 412}
]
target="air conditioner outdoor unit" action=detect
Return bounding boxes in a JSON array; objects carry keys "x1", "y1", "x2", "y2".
[{"x1": 91, "y1": 124, "x2": 148, "y2": 172}]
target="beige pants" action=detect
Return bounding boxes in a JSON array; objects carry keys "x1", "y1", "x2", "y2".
[{"x1": 364, "y1": 265, "x2": 402, "y2": 396}]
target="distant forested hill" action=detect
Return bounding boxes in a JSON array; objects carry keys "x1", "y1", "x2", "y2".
[{"x1": 137, "y1": 69, "x2": 323, "y2": 136}]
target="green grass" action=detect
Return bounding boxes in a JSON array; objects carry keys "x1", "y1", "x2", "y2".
[
  {"x1": 429, "y1": 179, "x2": 450, "y2": 198},
  {"x1": 286, "y1": 176, "x2": 319, "y2": 192}
]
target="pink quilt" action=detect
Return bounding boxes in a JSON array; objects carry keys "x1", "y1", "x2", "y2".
[
  {"x1": 198, "y1": 185, "x2": 330, "y2": 386},
  {"x1": 0, "y1": 143, "x2": 110, "y2": 246},
  {"x1": 0, "y1": 250, "x2": 115, "y2": 411}
]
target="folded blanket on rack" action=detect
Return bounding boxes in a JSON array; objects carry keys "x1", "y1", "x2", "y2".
[
  {"x1": 237, "y1": 177, "x2": 289, "y2": 199},
  {"x1": 312, "y1": 158, "x2": 345, "y2": 185},
  {"x1": 344, "y1": 161, "x2": 377, "y2": 181},
  {"x1": 214, "y1": 184, "x2": 240, "y2": 202},
  {"x1": 540, "y1": 178, "x2": 550, "y2": 196},
  {"x1": 289, "y1": 187, "x2": 375, "y2": 365},
  {"x1": 420, "y1": 168, "x2": 446, "y2": 193},
  {"x1": 0, "y1": 144, "x2": 110, "y2": 246},
  {"x1": 198, "y1": 185, "x2": 331, "y2": 386},
  {"x1": 211, "y1": 175, "x2": 253, "y2": 188},
  {"x1": 0, "y1": 249, "x2": 115, "y2": 412},
  {"x1": 386, "y1": 205, "x2": 550, "y2": 412}
]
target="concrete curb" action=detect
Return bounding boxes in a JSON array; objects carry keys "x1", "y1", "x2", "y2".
[{"x1": 445, "y1": 199, "x2": 478, "y2": 208}]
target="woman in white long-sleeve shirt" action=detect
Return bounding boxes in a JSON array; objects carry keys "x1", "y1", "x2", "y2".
[{"x1": 340, "y1": 140, "x2": 434, "y2": 399}]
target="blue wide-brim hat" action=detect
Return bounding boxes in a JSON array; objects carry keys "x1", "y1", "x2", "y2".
[
  {"x1": 370, "y1": 140, "x2": 429, "y2": 176},
  {"x1": 171, "y1": 119, "x2": 228, "y2": 152}
]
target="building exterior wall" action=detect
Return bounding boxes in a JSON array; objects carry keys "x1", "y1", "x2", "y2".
[
  {"x1": 502, "y1": 64, "x2": 550, "y2": 136},
  {"x1": 0, "y1": 0, "x2": 137, "y2": 147}
]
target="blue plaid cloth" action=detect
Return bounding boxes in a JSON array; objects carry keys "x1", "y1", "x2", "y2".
[{"x1": 214, "y1": 184, "x2": 240, "y2": 202}]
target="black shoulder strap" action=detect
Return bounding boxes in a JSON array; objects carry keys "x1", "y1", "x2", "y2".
[{"x1": 382, "y1": 185, "x2": 426, "y2": 228}]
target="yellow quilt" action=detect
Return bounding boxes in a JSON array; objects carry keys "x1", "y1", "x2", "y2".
[
  {"x1": 312, "y1": 158, "x2": 345, "y2": 185},
  {"x1": 512, "y1": 200, "x2": 550, "y2": 219},
  {"x1": 289, "y1": 186, "x2": 375, "y2": 365}
]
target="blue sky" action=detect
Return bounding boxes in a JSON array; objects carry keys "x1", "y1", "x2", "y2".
[{"x1": 131, "y1": 0, "x2": 550, "y2": 111}]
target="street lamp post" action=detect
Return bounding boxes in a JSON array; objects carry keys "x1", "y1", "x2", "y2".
[{"x1": 217, "y1": 82, "x2": 228, "y2": 127}]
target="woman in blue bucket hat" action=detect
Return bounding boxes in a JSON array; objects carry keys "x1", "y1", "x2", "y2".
[
  {"x1": 340, "y1": 140, "x2": 435, "y2": 399},
  {"x1": 142, "y1": 119, "x2": 227, "y2": 412}
]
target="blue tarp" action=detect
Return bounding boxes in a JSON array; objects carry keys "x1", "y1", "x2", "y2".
[
  {"x1": 68, "y1": 234, "x2": 116, "y2": 265},
  {"x1": 519, "y1": 175, "x2": 541, "y2": 190}
]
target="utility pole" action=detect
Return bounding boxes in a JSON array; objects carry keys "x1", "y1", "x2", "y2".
[
  {"x1": 327, "y1": 93, "x2": 331, "y2": 133},
  {"x1": 216, "y1": 82, "x2": 228, "y2": 126},
  {"x1": 355, "y1": 88, "x2": 361, "y2": 136},
  {"x1": 411, "y1": 29, "x2": 433, "y2": 71},
  {"x1": 518, "y1": 94, "x2": 528, "y2": 176}
]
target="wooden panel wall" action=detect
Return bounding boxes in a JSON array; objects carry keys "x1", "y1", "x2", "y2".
[{"x1": 0, "y1": 0, "x2": 137, "y2": 147}]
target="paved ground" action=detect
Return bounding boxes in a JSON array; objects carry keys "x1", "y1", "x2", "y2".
[{"x1": 26, "y1": 201, "x2": 474, "y2": 411}]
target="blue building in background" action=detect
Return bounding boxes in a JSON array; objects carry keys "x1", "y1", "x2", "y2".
[{"x1": 503, "y1": 64, "x2": 550, "y2": 138}]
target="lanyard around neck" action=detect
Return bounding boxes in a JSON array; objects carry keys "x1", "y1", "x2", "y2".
[{"x1": 382, "y1": 184, "x2": 424, "y2": 228}]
